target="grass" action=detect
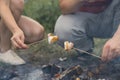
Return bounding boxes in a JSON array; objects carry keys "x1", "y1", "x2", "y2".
[
  {"x1": 24, "y1": 0, "x2": 60, "y2": 32},
  {"x1": 15, "y1": 36, "x2": 108, "y2": 65},
  {"x1": 94, "y1": 38, "x2": 108, "y2": 56}
]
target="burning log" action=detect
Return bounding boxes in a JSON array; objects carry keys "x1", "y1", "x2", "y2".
[
  {"x1": 42, "y1": 64, "x2": 84, "y2": 80},
  {"x1": 42, "y1": 64, "x2": 65, "y2": 77},
  {"x1": 52, "y1": 65, "x2": 83, "y2": 80}
]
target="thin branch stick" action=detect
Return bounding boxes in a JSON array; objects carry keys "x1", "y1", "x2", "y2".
[
  {"x1": 28, "y1": 38, "x2": 47, "y2": 46},
  {"x1": 27, "y1": 37, "x2": 101, "y2": 59},
  {"x1": 73, "y1": 48, "x2": 101, "y2": 59}
]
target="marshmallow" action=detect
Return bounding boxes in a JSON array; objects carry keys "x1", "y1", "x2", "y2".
[
  {"x1": 64, "y1": 41, "x2": 74, "y2": 51},
  {"x1": 48, "y1": 33, "x2": 59, "y2": 44}
]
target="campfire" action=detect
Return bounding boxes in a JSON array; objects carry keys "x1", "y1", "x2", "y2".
[
  {"x1": 0, "y1": 33, "x2": 120, "y2": 80},
  {"x1": 42, "y1": 63, "x2": 108, "y2": 80},
  {"x1": 46, "y1": 33, "x2": 120, "y2": 80}
]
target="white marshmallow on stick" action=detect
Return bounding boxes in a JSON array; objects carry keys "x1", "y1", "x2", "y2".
[
  {"x1": 48, "y1": 33, "x2": 59, "y2": 44},
  {"x1": 64, "y1": 41, "x2": 74, "y2": 51}
]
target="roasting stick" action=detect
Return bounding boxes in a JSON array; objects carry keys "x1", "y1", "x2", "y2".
[
  {"x1": 28, "y1": 37, "x2": 101, "y2": 59},
  {"x1": 29, "y1": 33, "x2": 101, "y2": 59},
  {"x1": 28, "y1": 38, "x2": 47, "y2": 46},
  {"x1": 73, "y1": 47, "x2": 101, "y2": 59},
  {"x1": 64, "y1": 41, "x2": 101, "y2": 59}
]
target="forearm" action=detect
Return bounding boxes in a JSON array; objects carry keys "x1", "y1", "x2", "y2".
[
  {"x1": 112, "y1": 25, "x2": 120, "y2": 39},
  {"x1": 0, "y1": 0, "x2": 22, "y2": 34},
  {"x1": 59, "y1": 0, "x2": 95, "y2": 14},
  {"x1": 59, "y1": 0, "x2": 83, "y2": 14}
]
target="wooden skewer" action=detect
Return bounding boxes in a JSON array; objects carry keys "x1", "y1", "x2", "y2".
[
  {"x1": 73, "y1": 48, "x2": 101, "y2": 59},
  {"x1": 28, "y1": 36, "x2": 101, "y2": 59},
  {"x1": 28, "y1": 38, "x2": 47, "y2": 46}
]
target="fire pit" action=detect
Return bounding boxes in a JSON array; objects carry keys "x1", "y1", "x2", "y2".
[{"x1": 0, "y1": 40, "x2": 120, "y2": 80}]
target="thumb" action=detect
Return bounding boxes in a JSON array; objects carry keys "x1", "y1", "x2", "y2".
[{"x1": 20, "y1": 35, "x2": 28, "y2": 49}]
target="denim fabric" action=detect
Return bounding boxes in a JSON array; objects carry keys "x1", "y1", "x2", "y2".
[{"x1": 54, "y1": 0, "x2": 120, "y2": 51}]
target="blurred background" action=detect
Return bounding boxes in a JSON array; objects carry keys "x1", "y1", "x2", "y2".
[{"x1": 24, "y1": 0, "x2": 60, "y2": 32}]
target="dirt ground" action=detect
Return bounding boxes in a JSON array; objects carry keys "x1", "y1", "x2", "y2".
[{"x1": 0, "y1": 39, "x2": 120, "y2": 80}]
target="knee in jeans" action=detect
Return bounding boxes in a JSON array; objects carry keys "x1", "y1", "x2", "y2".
[
  {"x1": 10, "y1": 0, "x2": 24, "y2": 11},
  {"x1": 56, "y1": 27, "x2": 73, "y2": 41}
]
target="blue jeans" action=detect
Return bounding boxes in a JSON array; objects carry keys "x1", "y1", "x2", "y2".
[{"x1": 54, "y1": 0, "x2": 120, "y2": 51}]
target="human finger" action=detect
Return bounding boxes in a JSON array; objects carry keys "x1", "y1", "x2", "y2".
[
  {"x1": 20, "y1": 35, "x2": 25, "y2": 43},
  {"x1": 101, "y1": 46, "x2": 109, "y2": 61},
  {"x1": 14, "y1": 38, "x2": 28, "y2": 49},
  {"x1": 11, "y1": 38, "x2": 22, "y2": 48},
  {"x1": 113, "y1": 48, "x2": 120, "y2": 58},
  {"x1": 107, "y1": 48, "x2": 113, "y2": 61}
]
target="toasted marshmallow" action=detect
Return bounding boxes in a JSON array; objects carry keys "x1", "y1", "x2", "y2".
[
  {"x1": 76, "y1": 78, "x2": 80, "y2": 80},
  {"x1": 48, "y1": 33, "x2": 59, "y2": 44},
  {"x1": 64, "y1": 41, "x2": 74, "y2": 51},
  {"x1": 48, "y1": 33, "x2": 53, "y2": 37},
  {"x1": 64, "y1": 41, "x2": 69, "y2": 51}
]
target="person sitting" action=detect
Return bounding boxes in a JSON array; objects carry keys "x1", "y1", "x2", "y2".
[
  {"x1": 54, "y1": 0, "x2": 120, "y2": 61},
  {"x1": 0, "y1": 0, "x2": 44, "y2": 65}
]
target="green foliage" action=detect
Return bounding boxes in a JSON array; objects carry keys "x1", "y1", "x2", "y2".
[{"x1": 24, "y1": 0, "x2": 61, "y2": 32}]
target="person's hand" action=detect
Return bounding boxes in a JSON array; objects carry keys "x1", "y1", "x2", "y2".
[
  {"x1": 101, "y1": 37, "x2": 120, "y2": 61},
  {"x1": 11, "y1": 30, "x2": 28, "y2": 49}
]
